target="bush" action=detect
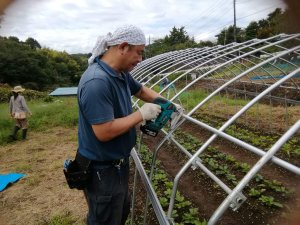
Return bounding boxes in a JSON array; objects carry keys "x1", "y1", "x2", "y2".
[
  {"x1": 0, "y1": 84, "x2": 47, "y2": 103},
  {"x1": 0, "y1": 97, "x2": 78, "y2": 145},
  {"x1": 43, "y1": 96, "x2": 54, "y2": 102},
  {"x1": 23, "y1": 82, "x2": 39, "y2": 90},
  {"x1": 0, "y1": 85, "x2": 12, "y2": 103}
]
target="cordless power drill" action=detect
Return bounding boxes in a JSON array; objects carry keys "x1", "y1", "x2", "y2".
[{"x1": 140, "y1": 97, "x2": 177, "y2": 137}]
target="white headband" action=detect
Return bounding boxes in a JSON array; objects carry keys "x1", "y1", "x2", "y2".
[{"x1": 88, "y1": 25, "x2": 146, "y2": 65}]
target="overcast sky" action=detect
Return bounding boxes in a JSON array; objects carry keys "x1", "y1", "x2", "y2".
[{"x1": 0, "y1": 0, "x2": 285, "y2": 54}]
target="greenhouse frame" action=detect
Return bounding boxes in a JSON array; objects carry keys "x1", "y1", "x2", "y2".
[{"x1": 129, "y1": 33, "x2": 300, "y2": 225}]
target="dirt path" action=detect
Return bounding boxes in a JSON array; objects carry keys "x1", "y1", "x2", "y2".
[
  {"x1": 1, "y1": 127, "x2": 299, "y2": 225},
  {"x1": 181, "y1": 121, "x2": 300, "y2": 190},
  {"x1": 141, "y1": 126, "x2": 300, "y2": 225},
  {"x1": 0, "y1": 127, "x2": 87, "y2": 225}
]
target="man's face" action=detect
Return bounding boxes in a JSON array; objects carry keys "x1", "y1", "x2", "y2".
[{"x1": 122, "y1": 44, "x2": 145, "y2": 72}]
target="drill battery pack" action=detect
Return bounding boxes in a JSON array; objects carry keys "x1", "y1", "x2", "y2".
[{"x1": 140, "y1": 98, "x2": 176, "y2": 137}]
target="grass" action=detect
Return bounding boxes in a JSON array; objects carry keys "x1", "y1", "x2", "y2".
[
  {"x1": 14, "y1": 164, "x2": 32, "y2": 173},
  {"x1": 178, "y1": 89, "x2": 249, "y2": 112},
  {"x1": 1, "y1": 86, "x2": 299, "y2": 224},
  {"x1": 0, "y1": 97, "x2": 78, "y2": 145},
  {"x1": 44, "y1": 212, "x2": 80, "y2": 225},
  {"x1": 0, "y1": 126, "x2": 87, "y2": 225},
  {"x1": 25, "y1": 175, "x2": 41, "y2": 187}
]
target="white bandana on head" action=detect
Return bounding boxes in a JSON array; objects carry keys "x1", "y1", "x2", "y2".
[{"x1": 88, "y1": 25, "x2": 146, "y2": 65}]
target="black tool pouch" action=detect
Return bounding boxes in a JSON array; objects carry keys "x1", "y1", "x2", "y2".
[{"x1": 63, "y1": 153, "x2": 91, "y2": 190}]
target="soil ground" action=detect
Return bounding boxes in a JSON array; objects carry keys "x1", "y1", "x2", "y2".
[
  {"x1": 144, "y1": 130, "x2": 300, "y2": 225},
  {"x1": 0, "y1": 126, "x2": 299, "y2": 225},
  {"x1": 0, "y1": 127, "x2": 87, "y2": 225},
  {"x1": 141, "y1": 123, "x2": 300, "y2": 225}
]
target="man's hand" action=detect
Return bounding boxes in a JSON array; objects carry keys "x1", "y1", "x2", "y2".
[
  {"x1": 174, "y1": 103, "x2": 184, "y2": 114},
  {"x1": 139, "y1": 103, "x2": 161, "y2": 121},
  {"x1": 170, "y1": 103, "x2": 184, "y2": 129}
]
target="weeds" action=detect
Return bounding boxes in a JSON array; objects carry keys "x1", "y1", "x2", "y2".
[
  {"x1": 0, "y1": 97, "x2": 78, "y2": 145},
  {"x1": 173, "y1": 129, "x2": 292, "y2": 208},
  {"x1": 44, "y1": 212, "x2": 77, "y2": 225}
]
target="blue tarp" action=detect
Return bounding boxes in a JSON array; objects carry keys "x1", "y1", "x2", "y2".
[
  {"x1": 251, "y1": 73, "x2": 300, "y2": 80},
  {"x1": 49, "y1": 87, "x2": 78, "y2": 96},
  {"x1": 0, "y1": 173, "x2": 26, "y2": 192}
]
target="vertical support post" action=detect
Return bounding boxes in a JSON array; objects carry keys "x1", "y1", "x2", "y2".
[
  {"x1": 224, "y1": 28, "x2": 227, "y2": 45},
  {"x1": 255, "y1": 85, "x2": 259, "y2": 129},
  {"x1": 284, "y1": 91, "x2": 289, "y2": 130},
  {"x1": 130, "y1": 133, "x2": 143, "y2": 225},
  {"x1": 208, "y1": 120, "x2": 300, "y2": 225},
  {"x1": 243, "y1": 82, "x2": 248, "y2": 126},
  {"x1": 269, "y1": 91, "x2": 273, "y2": 131},
  {"x1": 233, "y1": 0, "x2": 237, "y2": 43}
]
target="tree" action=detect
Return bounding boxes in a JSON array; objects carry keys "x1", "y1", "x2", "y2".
[
  {"x1": 165, "y1": 26, "x2": 191, "y2": 45},
  {"x1": 8, "y1": 36, "x2": 19, "y2": 43},
  {"x1": 198, "y1": 40, "x2": 214, "y2": 48},
  {"x1": 216, "y1": 26, "x2": 244, "y2": 45},
  {"x1": 25, "y1": 37, "x2": 41, "y2": 49},
  {"x1": 0, "y1": 36, "x2": 87, "y2": 90},
  {"x1": 256, "y1": 8, "x2": 284, "y2": 39},
  {"x1": 245, "y1": 21, "x2": 259, "y2": 40},
  {"x1": 145, "y1": 38, "x2": 170, "y2": 58},
  {"x1": 145, "y1": 26, "x2": 197, "y2": 57}
]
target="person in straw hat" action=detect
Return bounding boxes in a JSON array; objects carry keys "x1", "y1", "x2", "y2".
[
  {"x1": 9, "y1": 85, "x2": 32, "y2": 140},
  {"x1": 76, "y1": 24, "x2": 164, "y2": 225}
]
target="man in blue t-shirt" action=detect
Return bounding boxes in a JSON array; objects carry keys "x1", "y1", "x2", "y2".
[{"x1": 77, "y1": 25, "x2": 162, "y2": 225}]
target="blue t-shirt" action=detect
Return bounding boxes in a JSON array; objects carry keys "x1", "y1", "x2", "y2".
[{"x1": 77, "y1": 59, "x2": 142, "y2": 161}]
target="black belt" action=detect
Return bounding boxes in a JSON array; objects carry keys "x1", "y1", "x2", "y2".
[{"x1": 92, "y1": 157, "x2": 129, "y2": 167}]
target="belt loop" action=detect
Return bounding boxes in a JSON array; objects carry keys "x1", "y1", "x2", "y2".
[
  {"x1": 115, "y1": 160, "x2": 123, "y2": 184},
  {"x1": 118, "y1": 159, "x2": 124, "y2": 166}
]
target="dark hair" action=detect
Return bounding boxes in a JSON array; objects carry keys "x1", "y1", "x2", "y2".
[{"x1": 13, "y1": 92, "x2": 19, "y2": 99}]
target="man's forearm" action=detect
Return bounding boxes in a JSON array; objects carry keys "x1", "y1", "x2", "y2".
[
  {"x1": 136, "y1": 86, "x2": 161, "y2": 102},
  {"x1": 92, "y1": 111, "x2": 143, "y2": 142}
]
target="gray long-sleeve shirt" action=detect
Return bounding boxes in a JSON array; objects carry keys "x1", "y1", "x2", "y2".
[{"x1": 9, "y1": 95, "x2": 31, "y2": 114}]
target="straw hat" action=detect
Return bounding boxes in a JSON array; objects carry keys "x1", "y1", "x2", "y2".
[{"x1": 12, "y1": 85, "x2": 25, "y2": 93}]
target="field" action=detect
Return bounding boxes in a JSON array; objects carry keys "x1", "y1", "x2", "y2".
[
  {"x1": 130, "y1": 37, "x2": 300, "y2": 223},
  {"x1": 130, "y1": 85, "x2": 300, "y2": 224},
  {"x1": 0, "y1": 98, "x2": 86, "y2": 225},
  {"x1": 0, "y1": 127, "x2": 86, "y2": 225},
  {"x1": 0, "y1": 87, "x2": 299, "y2": 225}
]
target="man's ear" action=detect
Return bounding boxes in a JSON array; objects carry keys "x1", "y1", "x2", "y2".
[{"x1": 118, "y1": 42, "x2": 129, "y2": 51}]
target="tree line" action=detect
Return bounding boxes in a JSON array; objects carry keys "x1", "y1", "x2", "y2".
[
  {"x1": 145, "y1": 8, "x2": 289, "y2": 57},
  {"x1": 0, "y1": 36, "x2": 88, "y2": 91},
  {"x1": 0, "y1": 8, "x2": 291, "y2": 90}
]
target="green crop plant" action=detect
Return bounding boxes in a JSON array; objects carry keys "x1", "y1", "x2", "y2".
[
  {"x1": 264, "y1": 180, "x2": 292, "y2": 196},
  {"x1": 225, "y1": 173, "x2": 238, "y2": 185},
  {"x1": 195, "y1": 112, "x2": 299, "y2": 158},
  {"x1": 281, "y1": 138, "x2": 300, "y2": 157},
  {"x1": 137, "y1": 141, "x2": 206, "y2": 224},
  {"x1": 182, "y1": 208, "x2": 207, "y2": 225},
  {"x1": 249, "y1": 188, "x2": 266, "y2": 197},
  {"x1": 254, "y1": 174, "x2": 264, "y2": 183},
  {"x1": 236, "y1": 162, "x2": 251, "y2": 173},
  {"x1": 171, "y1": 127, "x2": 292, "y2": 208},
  {"x1": 258, "y1": 195, "x2": 283, "y2": 208},
  {"x1": 159, "y1": 197, "x2": 169, "y2": 208}
]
